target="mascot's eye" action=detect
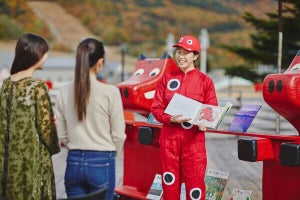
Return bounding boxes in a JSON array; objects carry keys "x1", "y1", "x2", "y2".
[
  {"x1": 149, "y1": 68, "x2": 160, "y2": 76},
  {"x1": 134, "y1": 69, "x2": 145, "y2": 76},
  {"x1": 291, "y1": 64, "x2": 300, "y2": 71}
]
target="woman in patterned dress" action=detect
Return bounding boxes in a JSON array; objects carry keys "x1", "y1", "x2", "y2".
[{"x1": 0, "y1": 33, "x2": 60, "y2": 200}]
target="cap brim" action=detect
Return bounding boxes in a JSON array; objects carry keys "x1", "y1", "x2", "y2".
[{"x1": 172, "y1": 44, "x2": 193, "y2": 52}]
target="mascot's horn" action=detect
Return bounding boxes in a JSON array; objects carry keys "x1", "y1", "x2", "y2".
[
  {"x1": 138, "y1": 54, "x2": 147, "y2": 60},
  {"x1": 160, "y1": 52, "x2": 172, "y2": 59}
]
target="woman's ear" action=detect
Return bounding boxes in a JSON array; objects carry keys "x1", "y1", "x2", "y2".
[
  {"x1": 93, "y1": 58, "x2": 104, "y2": 74},
  {"x1": 97, "y1": 58, "x2": 104, "y2": 71},
  {"x1": 194, "y1": 54, "x2": 199, "y2": 61},
  {"x1": 98, "y1": 58, "x2": 104, "y2": 66}
]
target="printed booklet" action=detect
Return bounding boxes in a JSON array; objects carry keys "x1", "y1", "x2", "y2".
[
  {"x1": 205, "y1": 169, "x2": 230, "y2": 200},
  {"x1": 164, "y1": 93, "x2": 232, "y2": 129},
  {"x1": 228, "y1": 104, "x2": 262, "y2": 132},
  {"x1": 146, "y1": 174, "x2": 163, "y2": 200},
  {"x1": 147, "y1": 112, "x2": 162, "y2": 125},
  {"x1": 229, "y1": 189, "x2": 252, "y2": 200}
]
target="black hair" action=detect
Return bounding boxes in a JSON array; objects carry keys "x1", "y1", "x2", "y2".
[{"x1": 10, "y1": 33, "x2": 49, "y2": 75}]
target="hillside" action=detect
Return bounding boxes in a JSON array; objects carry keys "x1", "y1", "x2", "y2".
[
  {"x1": 56, "y1": 0, "x2": 276, "y2": 69},
  {"x1": 1, "y1": 0, "x2": 276, "y2": 70},
  {"x1": 1, "y1": 1, "x2": 138, "y2": 73}
]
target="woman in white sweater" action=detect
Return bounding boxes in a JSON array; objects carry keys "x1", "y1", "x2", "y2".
[{"x1": 55, "y1": 38, "x2": 126, "y2": 200}]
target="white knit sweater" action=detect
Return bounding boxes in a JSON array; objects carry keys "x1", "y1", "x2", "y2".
[{"x1": 55, "y1": 75, "x2": 126, "y2": 155}]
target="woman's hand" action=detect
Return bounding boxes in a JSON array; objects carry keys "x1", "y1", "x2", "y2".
[
  {"x1": 170, "y1": 114, "x2": 191, "y2": 123},
  {"x1": 197, "y1": 122, "x2": 207, "y2": 131}
]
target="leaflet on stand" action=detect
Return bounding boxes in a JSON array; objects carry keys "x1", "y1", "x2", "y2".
[
  {"x1": 205, "y1": 169, "x2": 230, "y2": 200},
  {"x1": 229, "y1": 188, "x2": 252, "y2": 200},
  {"x1": 228, "y1": 104, "x2": 261, "y2": 132},
  {"x1": 146, "y1": 174, "x2": 163, "y2": 200}
]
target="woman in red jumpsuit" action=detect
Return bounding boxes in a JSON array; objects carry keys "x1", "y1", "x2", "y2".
[{"x1": 151, "y1": 35, "x2": 218, "y2": 200}]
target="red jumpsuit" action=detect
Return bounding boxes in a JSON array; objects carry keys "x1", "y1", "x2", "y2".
[{"x1": 151, "y1": 68, "x2": 218, "y2": 200}]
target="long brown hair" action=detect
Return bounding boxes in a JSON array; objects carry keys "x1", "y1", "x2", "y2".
[
  {"x1": 11, "y1": 33, "x2": 49, "y2": 75},
  {"x1": 74, "y1": 38, "x2": 105, "y2": 121}
]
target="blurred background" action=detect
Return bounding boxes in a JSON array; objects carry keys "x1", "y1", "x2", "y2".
[{"x1": 1, "y1": 0, "x2": 299, "y2": 88}]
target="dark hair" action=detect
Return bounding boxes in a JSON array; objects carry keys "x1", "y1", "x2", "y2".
[
  {"x1": 11, "y1": 33, "x2": 49, "y2": 75},
  {"x1": 74, "y1": 38, "x2": 105, "y2": 121}
]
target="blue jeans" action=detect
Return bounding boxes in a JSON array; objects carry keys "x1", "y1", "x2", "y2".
[{"x1": 65, "y1": 150, "x2": 116, "y2": 200}]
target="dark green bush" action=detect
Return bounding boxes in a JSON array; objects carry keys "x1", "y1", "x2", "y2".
[{"x1": 0, "y1": 15, "x2": 24, "y2": 40}]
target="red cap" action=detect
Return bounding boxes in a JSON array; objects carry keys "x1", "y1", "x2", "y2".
[{"x1": 172, "y1": 35, "x2": 200, "y2": 53}]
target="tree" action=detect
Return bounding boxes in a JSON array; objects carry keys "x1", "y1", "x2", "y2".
[{"x1": 225, "y1": 0, "x2": 300, "y2": 81}]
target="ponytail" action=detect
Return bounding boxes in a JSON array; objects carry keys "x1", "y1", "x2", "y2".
[{"x1": 74, "y1": 38, "x2": 105, "y2": 121}]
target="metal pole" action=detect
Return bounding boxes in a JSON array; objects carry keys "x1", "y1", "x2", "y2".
[
  {"x1": 200, "y1": 28, "x2": 209, "y2": 73},
  {"x1": 121, "y1": 49, "x2": 125, "y2": 81},
  {"x1": 276, "y1": 0, "x2": 282, "y2": 134},
  {"x1": 200, "y1": 48, "x2": 207, "y2": 73},
  {"x1": 166, "y1": 33, "x2": 175, "y2": 57},
  {"x1": 120, "y1": 45, "x2": 127, "y2": 82},
  {"x1": 278, "y1": 0, "x2": 282, "y2": 74}
]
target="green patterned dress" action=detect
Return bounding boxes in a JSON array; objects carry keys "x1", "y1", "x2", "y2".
[{"x1": 0, "y1": 77, "x2": 60, "y2": 200}]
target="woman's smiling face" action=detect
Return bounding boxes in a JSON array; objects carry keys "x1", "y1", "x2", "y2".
[{"x1": 175, "y1": 47, "x2": 198, "y2": 73}]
